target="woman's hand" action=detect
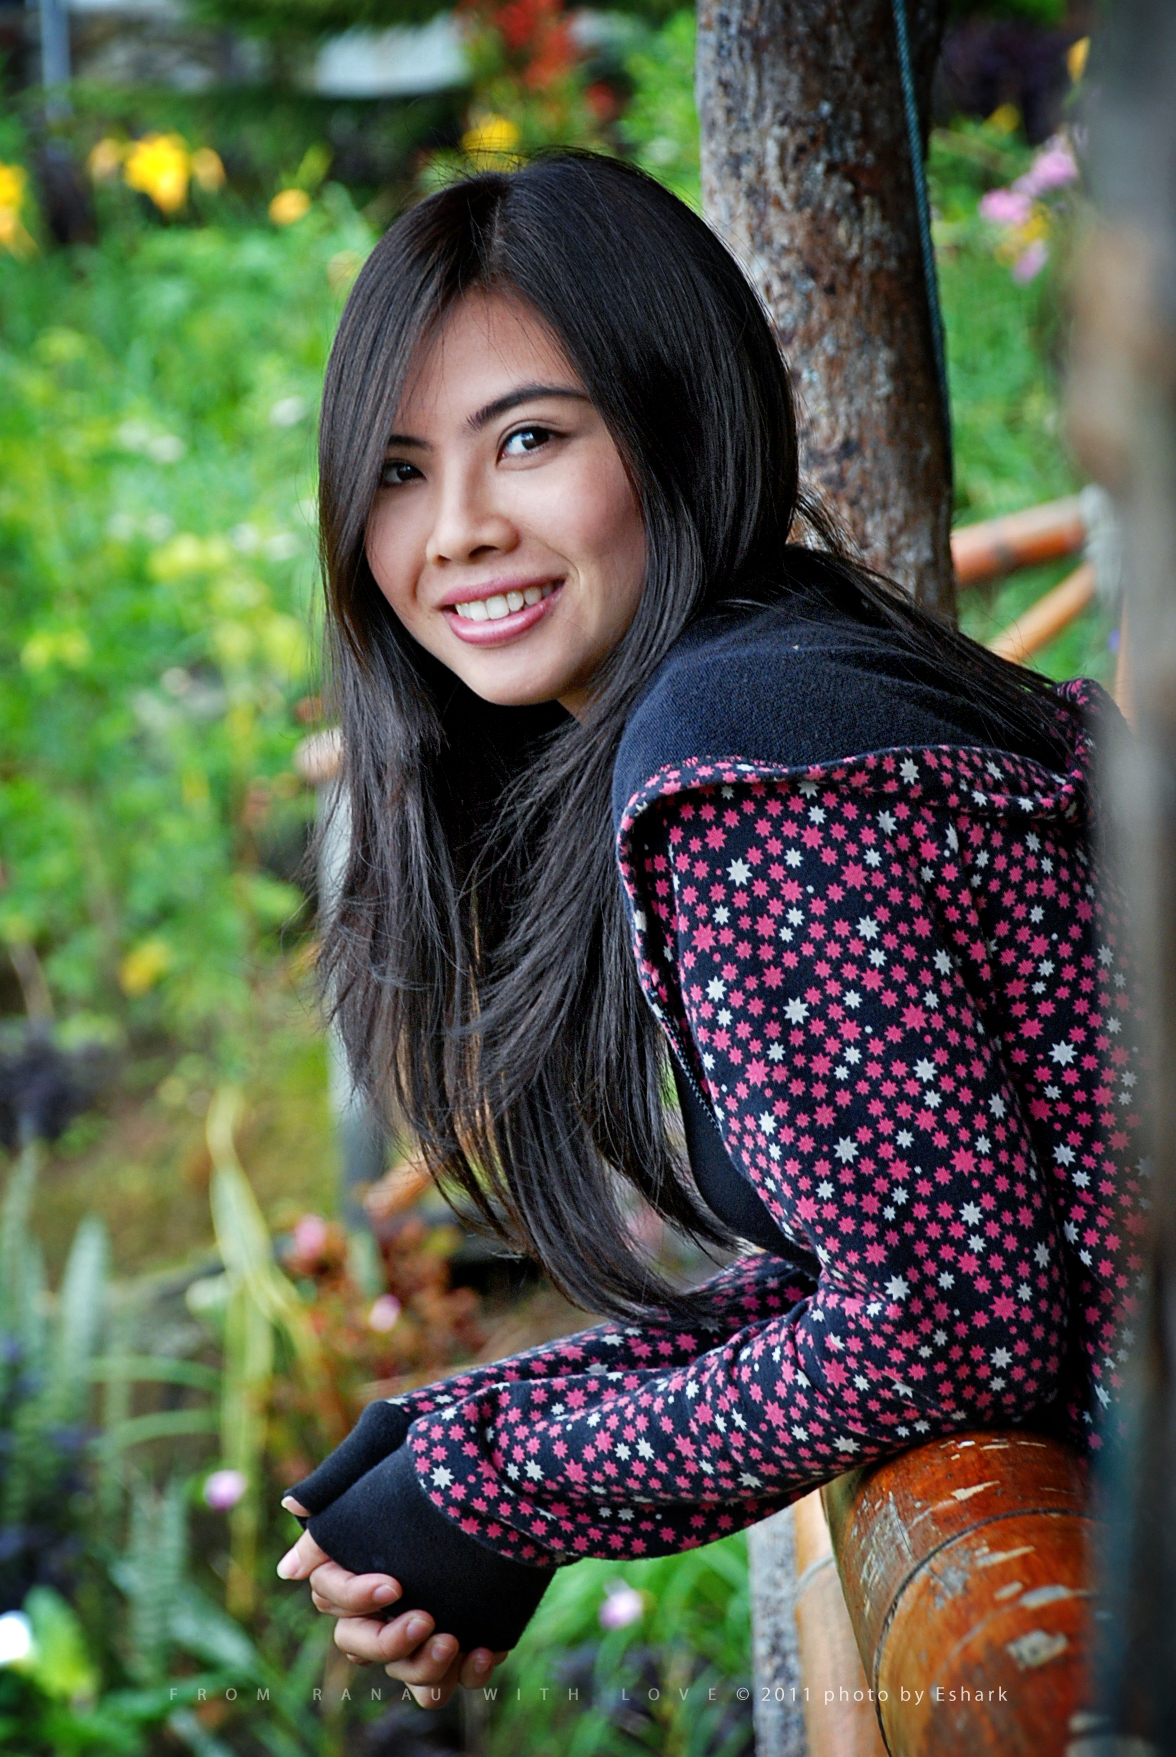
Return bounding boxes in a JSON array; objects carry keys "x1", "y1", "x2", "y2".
[{"x1": 277, "y1": 1497, "x2": 507, "y2": 1708}]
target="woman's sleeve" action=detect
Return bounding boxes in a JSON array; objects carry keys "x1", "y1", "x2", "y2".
[
  {"x1": 291, "y1": 1250, "x2": 809, "y2": 1516},
  {"x1": 389, "y1": 776, "x2": 1069, "y2": 1567}
]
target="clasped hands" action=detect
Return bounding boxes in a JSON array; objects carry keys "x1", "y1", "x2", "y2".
[{"x1": 277, "y1": 1496, "x2": 508, "y2": 1709}]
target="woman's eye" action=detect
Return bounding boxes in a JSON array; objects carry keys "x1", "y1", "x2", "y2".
[
  {"x1": 380, "y1": 459, "x2": 422, "y2": 488},
  {"x1": 501, "y1": 425, "x2": 554, "y2": 458}
]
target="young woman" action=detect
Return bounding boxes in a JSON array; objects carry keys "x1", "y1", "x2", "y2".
[{"x1": 276, "y1": 151, "x2": 1144, "y2": 1706}]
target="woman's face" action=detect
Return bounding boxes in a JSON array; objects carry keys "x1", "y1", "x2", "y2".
[{"x1": 366, "y1": 292, "x2": 647, "y2": 717}]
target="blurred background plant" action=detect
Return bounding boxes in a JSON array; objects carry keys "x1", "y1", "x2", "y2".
[{"x1": 0, "y1": 0, "x2": 1107, "y2": 1749}]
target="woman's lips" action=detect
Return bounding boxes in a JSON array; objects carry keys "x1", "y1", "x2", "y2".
[{"x1": 442, "y1": 581, "x2": 563, "y2": 646}]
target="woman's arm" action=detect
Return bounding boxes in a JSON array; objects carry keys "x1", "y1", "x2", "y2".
[{"x1": 289, "y1": 1247, "x2": 806, "y2": 1518}]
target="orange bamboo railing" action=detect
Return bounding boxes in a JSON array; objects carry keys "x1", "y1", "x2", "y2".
[
  {"x1": 821, "y1": 1432, "x2": 1098, "y2": 1757},
  {"x1": 951, "y1": 496, "x2": 1087, "y2": 588},
  {"x1": 987, "y1": 561, "x2": 1097, "y2": 663}
]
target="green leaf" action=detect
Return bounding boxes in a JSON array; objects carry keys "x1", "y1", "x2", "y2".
[
  {"x1": 102, "y1": 1408, "x2": 219, "y2": 1449},
  {"x1": 167, "y1": 1588, "x2": 259, "y2": 1673},
  {"x1": 24, "y1": 1584, "x2": 100, "y2": 1705},
  {"x1": 88, "y1": 1356, "x2": 221, "y2": 1393}
]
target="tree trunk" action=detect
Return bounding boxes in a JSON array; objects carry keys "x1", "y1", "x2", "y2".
[
  {"x1": 1066, "y1": 1, "x2": 1176, "y2": 1739},
  {"x1": 695, "y1": 0, "x2": 954, "y2": 612}
]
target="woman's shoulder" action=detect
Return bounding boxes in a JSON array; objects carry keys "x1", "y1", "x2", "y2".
[{"x1": 611, "y1": 597, "x2": 1008, "y2": 834}]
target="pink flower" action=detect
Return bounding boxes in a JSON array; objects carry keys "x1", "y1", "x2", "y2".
[
  {"x1": 291, "y1": 1214, "x2": 329, "y2": 1262},
  {"x1": 599, "y1": 1583, "x2": 644, "y2": 1630},
  {"x1": 1012, "y1": 239, "x2": 1049, "y2": 283},
  {"x1": 204, "y1": 1468, "x2": 248, "y2": 1511},
  {"x1": 1018, "y1": 139, "x2": 1078, "y2": 198},
  {"x1": 368, "y1": 1294, "x2": 402, "y2": 1333},
  {"x1": 979, "y1": 188, "x2": 1032, "y2": 227}
]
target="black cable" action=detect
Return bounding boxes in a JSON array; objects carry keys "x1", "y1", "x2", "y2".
[{"x1": 891, "y1": 0, "x2": 953, "y2": 482}]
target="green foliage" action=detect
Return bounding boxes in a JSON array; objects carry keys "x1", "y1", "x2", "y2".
[
  {"x1": 0, "y1": 191, "x2": 376, "y2": 1065},
  {"x1": 620, "y1": 12, "x2": 701, "y2": 210},
  {"x1": 488, "y1": 1539, "x2": 753, "y2": 1756}
]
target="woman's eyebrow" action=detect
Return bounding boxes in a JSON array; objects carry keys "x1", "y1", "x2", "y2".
[{"x1": 467, "y1": 384, "x2": 589, "y2": 431}]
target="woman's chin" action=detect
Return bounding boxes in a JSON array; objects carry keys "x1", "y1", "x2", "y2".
[{"x1": 457, "y1": 660, "x2": 571, "y2": 711}]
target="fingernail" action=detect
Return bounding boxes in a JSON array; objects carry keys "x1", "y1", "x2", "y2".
[
  {"x1": 431, "y1": 1638, "x2": 454, "y2": 1661},
  {"x1": 276, "y1": 1553, "x2": 298, "y2": 1579},
  {"x1": 280, "y1": 1497, "x2": 300, "y2": 1513},
  {"x1": 406, "y1": 1615, "x2": 431, "y2": 1641},
  {"x1": 373, "y1": 1583, "x2": 399, "y2": 1605},
  {"x1": 472, "y1": 1653, "x2": 490, "y2": 1674}
]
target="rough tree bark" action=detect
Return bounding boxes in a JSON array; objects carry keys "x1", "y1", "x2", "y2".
[
  {"x1": 1066, "y1": 2, "x2": 1176, "y2": 1740},
  {"x1": 695, "y1": 0, "x2": 954, "y2": 612}
]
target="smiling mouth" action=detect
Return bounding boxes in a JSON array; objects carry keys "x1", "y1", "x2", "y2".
[{"x1": 452, "y1": 583, "x2": 557, "y2": 622}]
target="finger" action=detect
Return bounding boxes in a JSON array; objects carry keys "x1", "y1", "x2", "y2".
[
  {"x1": 334, "y1": 1610, "x2": 440, "y2": 1668},
  {"x1": 458, "y1": 1648, "x2": 505, "y2": 1690},
  {"x1": 308, "y1": 1559, "x2": 402, "y2": 1616},
  {"x1": 276, "y1": 1529, "x2": 332, "y2": 1580},
  {"x1": 406, "y1": 1649, "x2": 463, "y2": 1710},
  {"x1": 282, "y1": 1497, "x2": 310, "y2": 1517}
]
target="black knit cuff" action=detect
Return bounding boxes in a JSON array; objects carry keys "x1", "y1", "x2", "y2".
[
  {"x1": 289, "y1": 1399, "x2": 412, "y2": 1516},
  {"x1": 306, "y1": 1446, "x2": 555, "y2": 1652}
]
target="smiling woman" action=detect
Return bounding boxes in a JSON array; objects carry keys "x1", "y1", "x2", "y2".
[
  {"x1": 365, "y1": 294, "x2": 646, "y2": 715},
  {"x1": 277, "y1": 152, "x2": 1145, "y2": 1714}
]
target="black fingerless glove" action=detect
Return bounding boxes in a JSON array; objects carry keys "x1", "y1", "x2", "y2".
[
  {"x1": 289, "y1": 1399, "x2": 412, "y2": 1516},
  {"x1": 306, "y1": 1446, "x2": 555, "y2": 1653}
]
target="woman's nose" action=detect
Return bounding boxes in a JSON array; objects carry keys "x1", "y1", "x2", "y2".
[{"x1": 425, "y1": 470, "x2": 518, "y2": 567}]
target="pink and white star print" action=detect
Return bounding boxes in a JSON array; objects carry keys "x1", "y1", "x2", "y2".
[{"x1": 383, "y1": 682, "x2": 1145, "y2": 1568}]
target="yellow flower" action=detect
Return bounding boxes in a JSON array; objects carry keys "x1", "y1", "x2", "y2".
[
  {"x1": 1067, "y1": 37, "x2": 1090, "y2": 84},
  {"x1": 986, "y1": 103, "x2": 1021, "y2": 137},
  {"x1": 119, "y1": 938, "x2": 173, "y2": 997},
  {"x1": 124, "y1": 134, "x2": 191, "y2": 215},
  {"x1": 461, "y1": 114, "x2": 521, "y2": 166},
  {"x1": 0, "y1": 161, "x2": 26, "y2": 210},
  {"x1": 269, "y1": 188, "x2": 311, "y2": 226},
  {"x1": 0, "y1": 161, "x2": 35, "y2": 258},
  {"x1": 191, "y1": 147, "x2": 226, "y2": 192},
  {"x1": 87, "y1": 138, "x2": 125, "y2": 182},
  {"x1": 994, "y1": 205, "x2": 1052, "y2": 265}
]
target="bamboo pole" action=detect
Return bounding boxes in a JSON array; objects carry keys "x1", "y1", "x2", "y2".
[
  {"x1": 791, "y1": 1491, "x2": 886, "y2": 1757},
  {"x1": 822, "y1": 1431, "x2": 1098, "y2": 1757},
  {"x1": 952, "y1": 497, "x2": 1087, "y2": 588},
  {"x1": 986, "y1": 561, "x2": 1097, "y2": 663}
]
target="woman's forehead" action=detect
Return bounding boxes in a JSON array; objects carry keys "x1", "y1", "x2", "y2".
[{"x1": 393, "y1": 292, "x2": 581, "y2": 431}]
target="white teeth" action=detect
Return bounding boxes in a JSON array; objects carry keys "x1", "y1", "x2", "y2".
[{"x1": 453, "y1": 582, "x2": 556, "y2": 621}]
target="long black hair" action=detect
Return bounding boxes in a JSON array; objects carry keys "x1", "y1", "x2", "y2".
[{"x1": 317, "y1": 150, "x2": 1071, "y2": 1320}]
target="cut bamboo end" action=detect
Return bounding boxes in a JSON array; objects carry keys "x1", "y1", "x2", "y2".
[
  {"x1": 822, "y1": 1430, "x2": 1098, "y2": 1757},
  {"x1": 952, "y1": 497, "x2": 1087, "y2": 588},
  {"x1": 987, "y1": 561, "x2": 1098, "y2": 664},
  {"x1": 792, "y1": 1489, "x2": 887, "y2": 1757}
]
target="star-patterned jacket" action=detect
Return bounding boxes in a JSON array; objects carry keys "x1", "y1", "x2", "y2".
[{"x1": 296, "y1": 600, "x2": 1146, "y2": 1654}]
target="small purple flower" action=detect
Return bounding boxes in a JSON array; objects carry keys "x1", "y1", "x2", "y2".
[
  {"x1": 1012, "y1": 240, "x2": 1049, "y2": 284},
  {"x1": 368, "y1": 1294, "x2": 402, "y2": 1334},
  {"x1": 979, "y1": 188, "x2": 1032, "y2": 228},
  {"x1": 599, "y1": 1582, "x2": 644, "y2": 1630},
  {"x1": 291, "y1": 1214, "x2": 329, "y2": 1261},
  {"x1": 204, "y1": 1468, "x2": 248, "y2": 1511},
  {"x1": 1018, "y1": 140, "x2": 1078, "y2": 199}
]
